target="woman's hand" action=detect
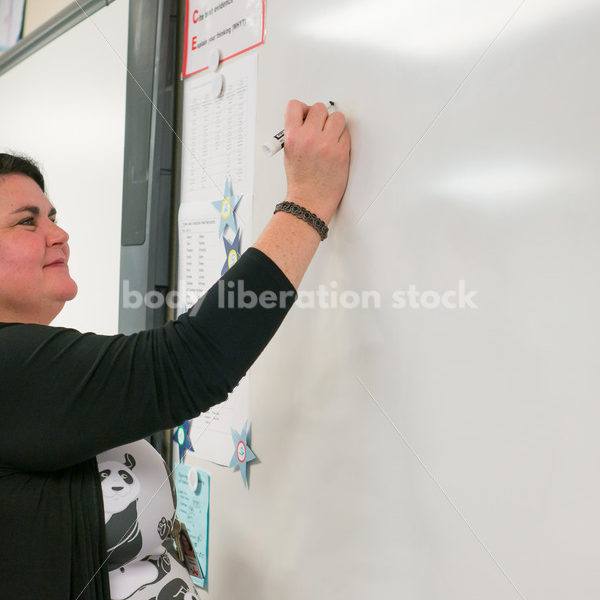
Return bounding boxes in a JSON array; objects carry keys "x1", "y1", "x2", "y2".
[
  {"x1": 253, "y1": 100, "x2": 351, "y2": 289},
  {"x1": 283, "y1": 100, "x2": 351, "y2": 225}
]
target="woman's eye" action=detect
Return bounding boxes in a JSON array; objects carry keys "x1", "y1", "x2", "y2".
[{"x1": 17, "y1": 216, "x2": 58, "y2": 226}]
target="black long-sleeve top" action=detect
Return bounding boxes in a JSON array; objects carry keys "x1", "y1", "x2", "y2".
[{"x1": 0, "y1": 248, "x2": 296, "y2": 600}]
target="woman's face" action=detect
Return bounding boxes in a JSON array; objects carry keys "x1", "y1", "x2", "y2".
[{"x1": 0, "y1": 174, "x2": 77, "y2": 324}]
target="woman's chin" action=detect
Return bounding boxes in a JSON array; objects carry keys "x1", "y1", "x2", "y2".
[
  {"x1": 44, "y1": 268, "x2": 78, "y2": 301},
  {"x1": 52, "y1": 278, "x2": 78, "y2": 302},
  {"x1": 63, "y1": 279, "x2": 78, "y2": 301}
]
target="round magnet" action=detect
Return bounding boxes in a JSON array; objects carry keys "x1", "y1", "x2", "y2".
[
  {"x1": 209, "y1": 48, "x2": 221, "y2": 72},
  {"x1": 188, "y1": 468, "x2": 198, "y2": 492},
  {"x1": 211, "y1": 73, "x2": 224, "y2": 98}
]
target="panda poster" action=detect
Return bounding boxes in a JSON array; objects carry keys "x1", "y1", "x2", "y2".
[{"x1": 97, "y1": 440, "x2": 205, "y2": 599}]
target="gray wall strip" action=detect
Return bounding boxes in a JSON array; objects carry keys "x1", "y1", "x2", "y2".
[{"x1": 0, "y1": 0, "x2": 115, "y2": 77}]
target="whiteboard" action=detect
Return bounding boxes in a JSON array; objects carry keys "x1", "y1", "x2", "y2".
[
  {"x1": 0, "y1": 0, "x2": 128, "y2": 334},
  {"x1": 183, "y1": 0, "x2": 600, "y2": 598}
]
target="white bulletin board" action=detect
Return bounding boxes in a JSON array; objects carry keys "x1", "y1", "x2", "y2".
[{"x1": 181, "y1": 1, "x2": 600, "y2": 598}]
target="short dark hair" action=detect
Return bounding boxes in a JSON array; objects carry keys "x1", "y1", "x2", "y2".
[{"x1": 0, "y1": 153, "x2": 45, "y2": 192}]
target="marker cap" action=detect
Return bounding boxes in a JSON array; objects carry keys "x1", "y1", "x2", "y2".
[{"x1": 262, "y1": 136, "x2": 283, "y2": 157}]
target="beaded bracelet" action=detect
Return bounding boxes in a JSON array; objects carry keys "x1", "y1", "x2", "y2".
[{"x1": 273, "y1": 201, "x2": 329, "y2": 241}]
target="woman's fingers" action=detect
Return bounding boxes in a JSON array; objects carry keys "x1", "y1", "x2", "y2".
[
  {"x1": 284, "y1": 99, "x2": 310, "y2": 131},
  {"x1": 303, "y1": 102, "x2": 329, "y2": 131},
  {"x1": 324, "y1": 110, "x2": 347, "y2": 140},
  {"x1": 285, "y1": 101, "x2": 346, "y2": 139}
]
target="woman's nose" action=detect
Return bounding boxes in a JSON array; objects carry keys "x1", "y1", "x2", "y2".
[{"x1": 47, "y1": 221, "x2": 70, "y2": 246}]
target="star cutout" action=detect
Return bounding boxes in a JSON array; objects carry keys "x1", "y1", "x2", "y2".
[
  {"x1": 173, "y1": 420, "x2": 194, "y2": 462},
  {"x1": 229, "y1": 422, "x2": 256, "y2": 488},
  {"x1": 221, "y1": 228, "x2": 242, "y2": 275},
  {"x1": 212, "y1": 177, "x2": 242, "y2": 238}
]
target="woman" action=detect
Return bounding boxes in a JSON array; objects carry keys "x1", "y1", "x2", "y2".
[{"x1": 0, "y1": 100, "x2": 350, "y2": 600}]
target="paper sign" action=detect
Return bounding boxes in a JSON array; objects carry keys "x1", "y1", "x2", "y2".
[
  {"x1": 175, "y1": 464, "x2": 210, "y2": 588},
  {"x1": 183, "y1": 0, "x2": 265, "y2": 78},
  {"x1": 177, "y1": 52, "x2": 256, "y2": 466}
]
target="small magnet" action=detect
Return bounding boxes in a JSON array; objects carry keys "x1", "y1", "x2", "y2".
[
  {"x1": 211, "y1": 73, "x2": 224, "y2": 98},
  {"x1": 188, "y1": 468, "x2": 199, "y2": 492},
  {"x1": 208, "y1": 48, "x2": 221, "y2": 72}
]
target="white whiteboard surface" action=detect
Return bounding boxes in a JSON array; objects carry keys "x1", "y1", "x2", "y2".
[
  {"x1": 183, "y1": 1, "x2": 600, "y2": 598},
  {"x1": 0, "y1": 0, "x2": 128, "y2": 334}
]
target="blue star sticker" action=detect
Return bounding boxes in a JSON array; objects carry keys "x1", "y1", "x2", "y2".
[
  {"x1": 221, "y1": 228, "x2": 242, "y2": 275},
  {"x1": 212, "y1": 177, "x2": 242, "y2": 238},
  {"x1": 229, "y1": 422, "x2": 256, "y2": 488},
  {"x1": 173, "y1": 420, "x2": 194, "y2": 462}
]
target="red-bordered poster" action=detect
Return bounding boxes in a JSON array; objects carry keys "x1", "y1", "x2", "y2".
[{"x1": 182, "y1": 0, "x2": 265, "y2": 78}]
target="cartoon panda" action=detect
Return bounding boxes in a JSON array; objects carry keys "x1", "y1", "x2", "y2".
[
  {"x1": 107, "y1": 551, "x2": 172, "y2": 600},
  {"x1": 149, "y1": 578, "x2": 199, "y2": 600},
  {"x1": 98, "y1": 452, "x2": 143, "y2": 570},
  {"x1": 97, "y1": 440, "x2": 199, "y2": 600}
]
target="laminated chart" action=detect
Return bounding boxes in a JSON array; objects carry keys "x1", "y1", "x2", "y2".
[{"x1": 178, "y1": 52, "x2": 257, "y2": 466}]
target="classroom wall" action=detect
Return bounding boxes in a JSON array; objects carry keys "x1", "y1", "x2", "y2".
[
  {"x1": 2, "y1": 1, "x2": 598, "y2": 597},
  {"x1": 0, "y1": 0, "x2": 129, "y2": 334},
  {"x1": 184, "y1": 1, "x2": 600, "y2": 598}
]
